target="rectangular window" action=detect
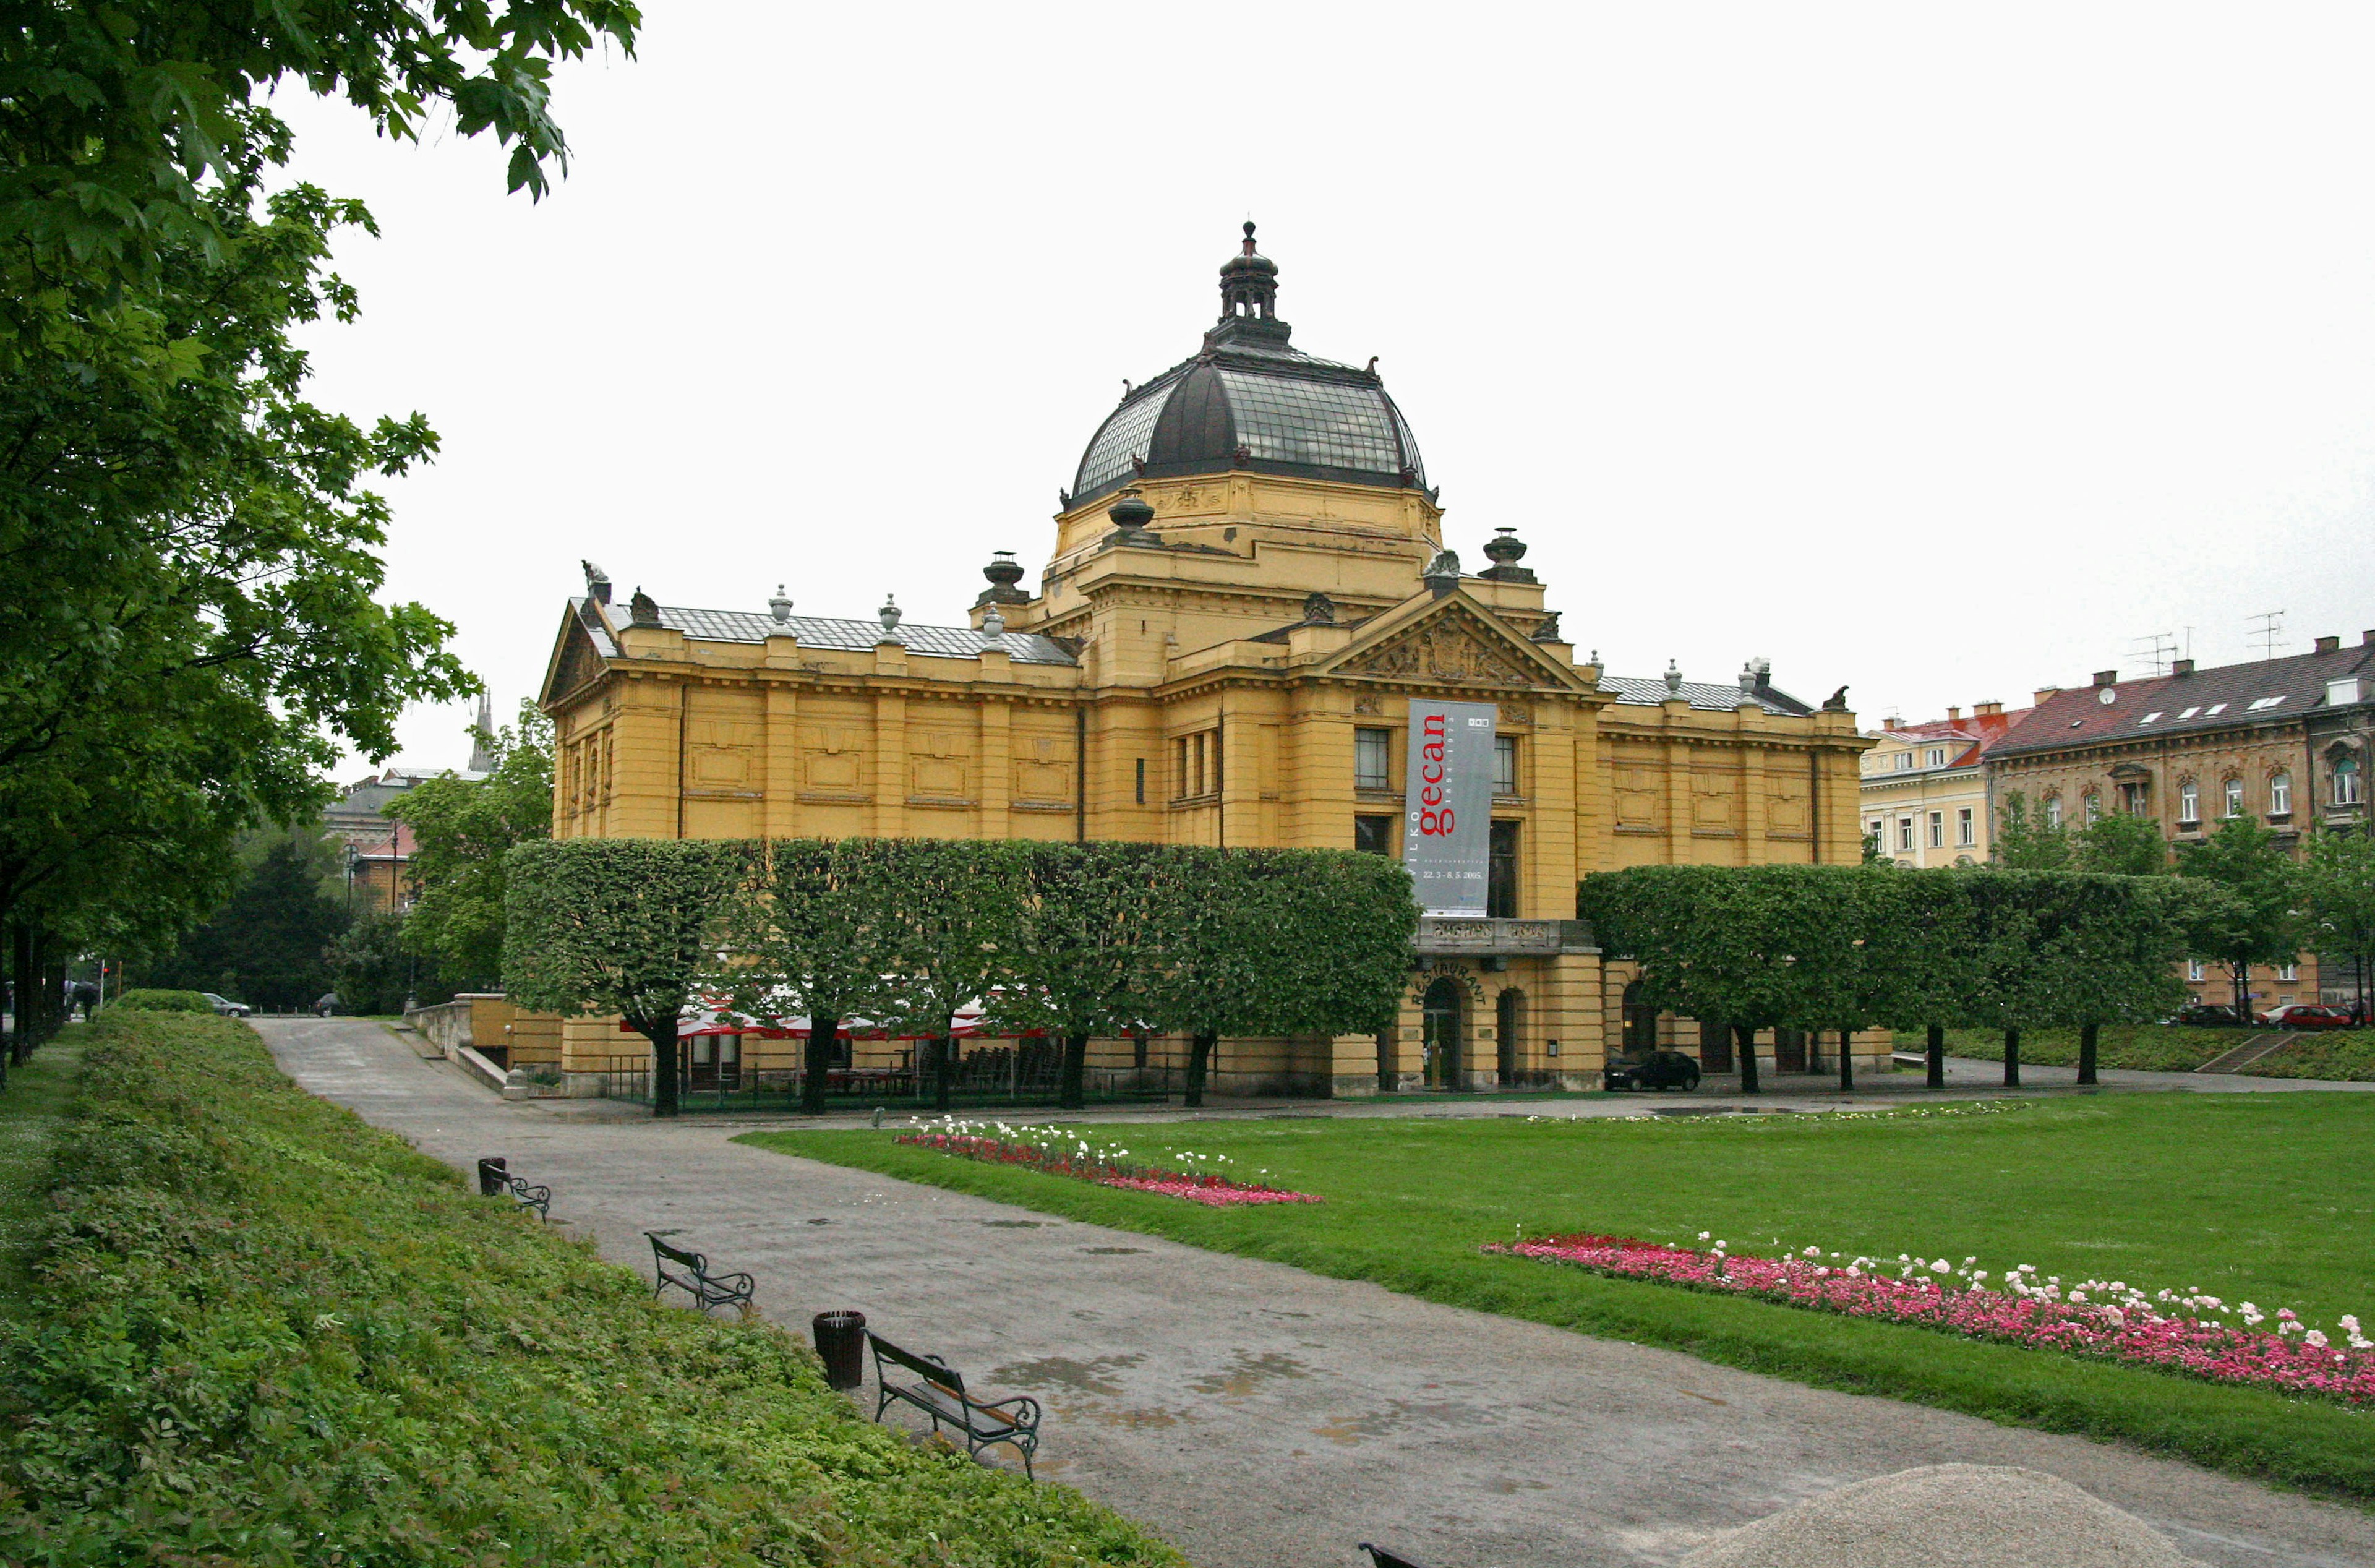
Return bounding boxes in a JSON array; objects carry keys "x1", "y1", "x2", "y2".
[
  {"x1": 1956, "y1": 807, "x2": 1975, "y2": 846},
  {"x1": 1354, "y1": 727, "x2": 1390, "y2": 791},
  {"x1": 1897, "y1": 816, "x2": 1914, "y2": 851},
  {"x1": 1134, "y1": 757, "x2": 1146, "y2": 805},
  {"x1": 2339, "y1": 759, "x2": 2364, "y2": 806},
  {"x1": 2224, "y1": 778, "x2": 2244, "y2": 816},
  {"x1": 2120, "y1": 781, "x2": 2148, "y2": 815},
  {"x1": 2045, "y1": 797, "x2": 2063, "y2": 829},
  {"x1": 1867, "y1": 818, "x2": 1883, "y2": 849},
  {"x1": 2269, "y1": 773, "x2": 2292, "y2": 815},
  {"x1": 1494, "y1": 735, "x2": 1518, "y2": 796},
  {"x1": 1926, "y1": 747, "x2": 1947, "y2": 768},
  {"x1": 1927, "y1": 810, "x2": 1945, "y2": 848},
  {"x1": 1487, "y1": 820, "x2": 1519, "y2": 918},
  {"x1": 2178, "y1": 779, "x2": 2199, "y2": 823},
  {"x1": 1353, "y1": 815, "x2": 1395, "y2": 856},
  {"x1": 2187, "y1": 959, "x2": 2206, "y2": 982},
  {"x1": 1894, "y1": 753, "x2": 1913, "y2": 771},
  {"x1": 2279, "y1": 961, "x2": 2300, "y2": 982}
]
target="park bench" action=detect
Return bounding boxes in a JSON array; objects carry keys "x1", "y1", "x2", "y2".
[
  {"x1": 1360, "y1": 1545, "x2": 1430, "y2": 1568},
  {"x1": 476, "y1": 1155, "x2": 550, "y2": 1219},
  {"x1": 868, "y1": 1331, "x2": 1042, "y2": 1478},
  {"x1": 644, "y1": 1230, "x2": 755, "y2": 1314}
]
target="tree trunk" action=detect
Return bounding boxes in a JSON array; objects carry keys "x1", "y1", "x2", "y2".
[
  {"x1": 1734, "y1": 1022, "x2": 1760, "y2": 1094},
  {"x1": 40, "y1": 949, "x2": 66, "y2": 1046},
  {"x1": 2003, "y1": 1026, "x2": 2021, "y2": 1088},
  {"x1": 1925, "y1": 1022, "x2": 1945, "y2": 1089},
  {"x1": 2232, "y1": 958, "x2": 2254, "y2": 1025},
  {"x1": 1186, "y1": 1030, "x2": 1216, "y2": 1108},
  {"x1": 1837, "y1": 1027, "x2": 1854, "y2": 1092},
  {"x1": 648, "y1": 1019, "x2": 682, "y2": 1119},
  {"x1": 2077, "y1": 1021, "x2": 2100, "y2": 1086},
  {"x1": 1059, "y1": 1032, "x2": 1090, "y2": 1110},
  {"x1": 934, "y1": 1032, "x2": 954, "y2": 1113},
  {"x1": 802, "y1": 1014, "x2": 837, "y2": 1116}
]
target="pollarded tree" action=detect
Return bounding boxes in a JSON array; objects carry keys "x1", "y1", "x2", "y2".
[
  {"x1": 722, "y1": 839, "x2": 903, "y2": 1116},
  {"x1": 857, "y1": 838, "x2": 1028, "y2": 1113},
  {"x1": 1583, "y1": 865, "x2": 1792, "y2": 1092},
  {"x1": 990, "y1": 842, "x2": 1171, "y2": 1110},
  {"x1": 2176, "y1": 815, "x2": 2302, "y2": 1024},
  {"x1": 502, "y1": 838, "x2": 748, "y2": 1118}
]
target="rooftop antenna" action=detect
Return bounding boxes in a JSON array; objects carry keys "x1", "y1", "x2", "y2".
[
  {"x1": 2246, "y1": 609, "x2": 2287, "y2": 661},
  {"x1": 2128, "y1": 631, "x2": 2178, "y2": 677}
]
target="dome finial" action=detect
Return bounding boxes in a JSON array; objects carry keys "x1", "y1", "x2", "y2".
[
  {"x1": 1243, "y1": 219, "x2": 1258, "y2": 252},
  {"x1": 1213, "y1": 220, "x2": 1283, "y2": 342}
]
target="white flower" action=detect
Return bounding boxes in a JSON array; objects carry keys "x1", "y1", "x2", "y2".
[
  {"x1": 1930, "y1": 1259, "x2": 1951, "y2": 1275},
  {"x1": 2305, "y1": 1330, "x2": 2330, "y2": 1348}
]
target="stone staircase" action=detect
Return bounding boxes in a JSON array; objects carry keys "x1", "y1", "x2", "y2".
[{"x1": 2194, "y1": 1031, "x2": 2304, "y2": 1074}]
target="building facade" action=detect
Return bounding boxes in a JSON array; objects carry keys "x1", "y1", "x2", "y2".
[
  {"x1": 1859, "y1": 702, "x2": 2032, "y2": 867},
  {"x1": 1984, "y1": 635, "x2": 2375, "y2": 1014},
  {"x1": 538, "y1": 229, "x2": 1877, "y2": 1094}
]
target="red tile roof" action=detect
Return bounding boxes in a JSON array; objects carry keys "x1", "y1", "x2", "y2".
[{"x1": 1986, "y1": 641, "x2": 2375, "y2": 758}]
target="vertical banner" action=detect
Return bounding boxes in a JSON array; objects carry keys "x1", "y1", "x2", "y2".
[{"x1": 1401, "y1": 698, "x2": 1497, "y2": 914}]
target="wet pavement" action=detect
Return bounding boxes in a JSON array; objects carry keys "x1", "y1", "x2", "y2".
[{"x1": 258, "y1": 1017, "x2": 2375, "y2": 1568}]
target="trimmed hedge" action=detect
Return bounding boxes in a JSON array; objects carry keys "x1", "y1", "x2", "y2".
[
  {"x1": 106, "y1": 987, "x2": 215, "y2": 1012},
  {"x1": 0, "y1": 1011, "x2": 1185, "y2": 1567},
  {"x1": 1945, "y1": 1025, "x2": 2375, "y2": 1082}
]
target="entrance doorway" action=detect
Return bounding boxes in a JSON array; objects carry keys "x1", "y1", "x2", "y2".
[
  {"x1": 686, "y1": 1031, "x2": 741, "y2": 1092},
  {"x1": 1621, "y1": 981, "x2": 1657, "y2": 1057},
  {"x1": 1496, "y1": 988, "x2": 1525, "y2": 1086},
  {"x1": 1423, "y1": 978, "x2": 1462, "y2": 1090}
]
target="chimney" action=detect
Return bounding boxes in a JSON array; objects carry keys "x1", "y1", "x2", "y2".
[
  {"x1": 1974, "y1": 700, "x2": 2003, "y2": 718},
  {"x1": 2363, "y1": 629, "x2": 2375, "y2": 647},
  {"x1": 2314, "y1": 635, "x2": 2340, "y2": 654},
  {"x1": 2034, "y1": 686, "x2": 2061, "y2": 706},
  {"x1": 1945, "y1": 706, "x2": 1961, "y2": 722},
  {"x1": 2170, "y1": 658, "x2": 2194, "y2": 676},
  {"x1": 1883, "y1": 715, "x2": 1902, "y2": 730},
  {"x1": 2092, "y1": 669, "x2": 2117, "y2": 688}
]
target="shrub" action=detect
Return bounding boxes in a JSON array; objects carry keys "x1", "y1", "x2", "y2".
[
  {"x1": 0, "y1": 1011, "x2": 1185, "y2": 1567},
  {"x1": 107, "y1": 987, "x2": 215, "y2": 1012}
]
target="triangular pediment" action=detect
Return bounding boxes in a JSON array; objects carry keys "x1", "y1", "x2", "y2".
[
  {"x1": 540, "y1": 601, "x2": 615, "y2": 706},
  {"x1": 1319, "y1": 591, "x2": 1591, "y2": 693}
]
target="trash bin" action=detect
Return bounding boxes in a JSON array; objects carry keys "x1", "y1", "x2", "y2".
[
  {"x1": 811, "y1": 1310, "x2": 868, "y2": 1391},
  {"x1": 476, "y1": 1156, "x2": 508, "y2": 1197}
]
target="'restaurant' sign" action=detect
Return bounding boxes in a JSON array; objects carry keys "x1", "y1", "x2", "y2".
[{"x1": 1401, "y1": 698, "x2": 1496, "y2": 915}]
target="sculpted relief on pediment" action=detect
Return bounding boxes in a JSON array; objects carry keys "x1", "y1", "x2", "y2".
[{"x1": 1340, "y1": 615, "x2": 1541, "y2": 688}]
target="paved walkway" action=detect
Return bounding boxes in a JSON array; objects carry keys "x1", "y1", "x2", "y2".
[{"x1": 259, "y1": 1019, "x2": 2375, "y2": 1568}]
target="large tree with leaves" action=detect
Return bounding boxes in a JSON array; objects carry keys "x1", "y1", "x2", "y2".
[
  {"x1": 503, "y1": 838, "x2": 743, "y2": 1117},
  {"x1": 388, "y1": 702, "x2": 555, "y2": 985},
  {"x1": 2301, "y1": 829, "x2": 2375, "y2": 1021},
  {"x1": 843, "y1": 837, "x2": 1027, "y2": 1113},
  {"x1": 719, "y1": 839, "x2": 906, "y2": 1116},
  {"x1": 2176, "y1": 815, "x2": 2302, "y2": 1024}
]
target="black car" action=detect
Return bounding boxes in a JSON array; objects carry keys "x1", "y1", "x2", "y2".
[
  {"x1": 1604, "y1": 1050, "x2": 1702, "y2": 1092},
  {"x1": 2173, "y1": 1003, "x2": 2248, "y2": 1027}
]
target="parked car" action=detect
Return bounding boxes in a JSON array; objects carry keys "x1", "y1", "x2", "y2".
[
  {"x1": 200, "y1": 992, "x2": 251, "y2": 1017},
  {"x1": 1604, "y1": 1050, "x2": 1702, "y2": 1092},
  {"x1": 2257, "y1": 1003, "x2": 2355, "y2": 1030},
  {"x1": 2173, "y1": 1003, "x2": 2248, "y2": 1026}
]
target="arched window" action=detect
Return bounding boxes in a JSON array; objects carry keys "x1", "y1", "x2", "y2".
[
  {"x1": 2045, "y1": 795, "x2": 2063, "y2": 829},
  {"x1": 2083, "y1": 791, "x2": 2102, "y2": 825},
  {"x1": 2337, "y1": 755, "x2": 2364, "y2": 807}
]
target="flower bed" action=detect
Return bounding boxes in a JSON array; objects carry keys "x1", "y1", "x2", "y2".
[
  {"x1": 1486, "y1": 1231, "x2": 2375, "y2": 1407},
  {"x1": 897, "y1": 1118, "x2": 1322, "y2": 1207}
]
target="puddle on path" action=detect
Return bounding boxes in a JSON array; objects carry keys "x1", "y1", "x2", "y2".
[
  {"x1": 1081, "y1": 1245, "x2": 1144, "y2": 1254},
  {"x1": 991, "y1": 1353, "x2": 1146, "y2": 1397},
  {"x1": 1312, "y1": 1399, "x2": 1492, "y2": 1446},
  {"x1": 1484, "y1": 1476, "x2": 1551, "y2": 1495},
  {"x1": 1189, "y1": 1350, "x2": 1314, "y2": 1397},
  {"x1": 980, "y1": 1219, "x2": 1048, "y2": 1228}
]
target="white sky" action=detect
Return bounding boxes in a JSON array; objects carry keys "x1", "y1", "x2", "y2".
[{"x1": 278, "y1": 4, "x2": 2375, "y2": 774}]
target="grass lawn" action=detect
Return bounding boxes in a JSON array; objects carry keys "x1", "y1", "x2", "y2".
[
  {"x1": 1944, "y1": 1024, "x2": 2375, "y2": 1081},
  {"x1": 744, "y1": 1093, "x2": 2375, "y2": 1503},
  {"x1": 0, "y1": 1034, "x2": 81, "y2": 1307}
]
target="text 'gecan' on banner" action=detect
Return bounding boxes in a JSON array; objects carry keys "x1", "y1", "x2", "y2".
[{"x1": 1401, "y1": 698, "x2": 1496, "y2": 915}]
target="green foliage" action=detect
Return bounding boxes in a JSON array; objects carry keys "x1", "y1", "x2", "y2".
[
  {"x1": 108, "y1": 989, "x2": 212, "y2": 1013},
  {"x1": 388, "y1": 701, "x2": 555, "y2": 983},
  {"x1": 327, "y1": 909, "x2": 452, "y2": 1016},
  {"x1": 1993, "y1": 792, "x2": 2070, "y2": 870},
  {"x1": 2301, "y1": 829, "x2": 2375, "y2": 978},
  {"x1": 133, "y1": 838, "x2": 349, "y2": 1010},
  {"x1": 503, "y1": 838, "x2": 747, "y2": 1114},
  {"x1": 0, "y1": 1010, "x2": 1184, "y2": 1566},
  {"x1": 756, "y1": 1093, "x2": 2375, "y2": 1502},
  {"x1": 2073, "y1": 811, "x2": 2168, "y2": 876},
  {"x1": 2177, "y1": 815, "x2": 2302, "y2": 1013}
]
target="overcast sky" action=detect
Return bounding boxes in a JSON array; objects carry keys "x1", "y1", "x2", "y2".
[{"x1": 279, "y1": 4, "x2": 2375, "y2": 773}]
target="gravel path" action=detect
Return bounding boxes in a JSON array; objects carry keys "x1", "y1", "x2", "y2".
[{"x1": 258, "y1": 1018, "x2": 2375, "y2": 1568}]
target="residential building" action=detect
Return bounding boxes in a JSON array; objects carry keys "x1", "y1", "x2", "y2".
[
  {"x1": 1985, "y1": 634, "x2": 2375, "y2": 1014},
  {"x1": 322, "y1": 697, "x2": 496, "y2": 912},
  {"x1": 536, "y1": 228, "x2": 1879, "y2": 1096},
  {"x1": 1859, "y1": 702, "x2": 2034, "y2": 867}
]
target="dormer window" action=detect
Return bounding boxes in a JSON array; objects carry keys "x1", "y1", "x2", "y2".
[
  {"x1": 1925, "y1": 747, "x2": 1947, "y2": 768},
  {"x1": 1894, "y1": 752, "x2": 1913, "y2": 772},
  {"x1": 2248, "y1": 695, "x2": 2286, "y2": 711}
]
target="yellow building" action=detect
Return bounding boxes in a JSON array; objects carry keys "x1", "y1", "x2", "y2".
[
  {"x1": 538, "y1": 226, "x2": 1876, "y2": 1095},
  {"x1": 1857, "y1": 703, "x2": 2030, "y2": 868}
]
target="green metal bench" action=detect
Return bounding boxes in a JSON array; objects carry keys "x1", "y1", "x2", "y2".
[
  {"x1": 644, "y1": 1230, "x2": 754, "y2": 1314},
  {"x1": 868, "y1": 1331, "x2": 1042, "y2": 1478}
]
